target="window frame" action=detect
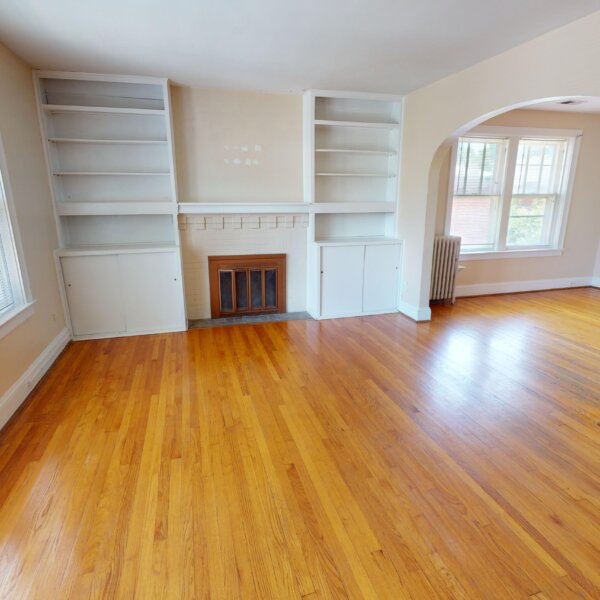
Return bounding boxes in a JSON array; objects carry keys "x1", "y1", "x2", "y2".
[
  {"x1": 445, "y1": 125, "x2": 582, "y2": 260},
  {"x1": 0, "y1": 132, "x2": 35, "y2": 339}
]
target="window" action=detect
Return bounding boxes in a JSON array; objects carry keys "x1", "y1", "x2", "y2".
[
  {"x1": 447, "y1": 126, "x2": 580, "y2": 258},
  {"x1": 0, "y1": 136, "x2": 32, "y2": 335}
]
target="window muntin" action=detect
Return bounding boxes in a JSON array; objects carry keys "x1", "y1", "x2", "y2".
[
  {"x1": 448, "y1": 129, "x2": 578, "y2": 255},
  {"x1": 506, "y1": 138, "x2": 568, "y2": 248}
]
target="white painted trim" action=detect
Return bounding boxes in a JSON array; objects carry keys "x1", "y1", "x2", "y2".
[
  {"x1": 459, "y1": 248, "x2": 564, "y2": 261},
  {"x1": 0, "y1": 134, "x2": 32, "y2": 305},
  {"x1": 0, "y1": 301, "x2": 36, "y2": 341},
  {"x1": 314, "y1": 236, "x2": 401, "y2": 247},
  {"x1": 0, "y1": 327, "x2": 70, "y2": 430},
  {"x1": 72, "y1": 324, "x2": 187, "y2": 341},
  {"x1": 444, "y1": 142, "x2": 458, "y2": 235},
  {"x1": 56, "y1": 202, "x2": 177, "y2": 216},
  {"x1": 55, "y1": 244, "x2": 179, "y2": 257},
  {"x1": 313, "y1": 308, "x2": 400, "y2": 320},
  {"x1": 397, "y1": 301, "x2": 432, "y2": 322},
  {"x1": 591, "y1": 278, "x2": 600, "y2": 289},
  {"x1": 313, "y1": 202, "x2": 395, "y2": 214},
  {"x1": 456, "y1": 276, "x2": 593, "y2": 297},
  {"x1": 471, "y1": 125, "x2": 582, "y2": 139},
  {"x1": 178, "y1": 202, "x2": 397, "y2": 215},
  {"x1": 309, "y1": 89, "x2": 403, "y2": 101},
  {"x1": 35, "y1": 70, "x2": 168, "y2": 85},
  {"x1": 179, "y1": 202, "x2": 307, "y2": 214}
]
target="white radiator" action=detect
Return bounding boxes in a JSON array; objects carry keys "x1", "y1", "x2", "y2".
[{"x1": 430, "y1": 235, "x2": 461, "y2": 303}]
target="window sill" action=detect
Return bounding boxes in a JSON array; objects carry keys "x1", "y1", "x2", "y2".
[
  {"x1": 459, "y1": 248, "x2": 564, "y2": 261},
  {"x1": 0, "y1": 300, "x2": 36, "y2": 341}
]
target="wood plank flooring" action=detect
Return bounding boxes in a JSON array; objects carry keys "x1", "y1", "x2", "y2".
[{"x1": 0, "y1": 287, "x2": 599, "y2": 599}]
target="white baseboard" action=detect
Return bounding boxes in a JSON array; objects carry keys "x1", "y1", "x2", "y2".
[
  {"x1": 398, "y1": 301, "x2": 432, "y2": 322},
  {"x1": 592, "y1": 277, "x2": 600, "y2": 289},
  {"x1": 0, "y1": 327, "x2": 70, "y2": 430},
  {"x1": 72, "y1": 324, "x2": 187, "y2": 341},
  {"x1": 456, "y1": 276, "x2": 593, "y2": 298}
]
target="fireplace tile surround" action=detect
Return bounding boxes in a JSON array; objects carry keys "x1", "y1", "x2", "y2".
[{"x1": 179, "y1": 213, "x2": 308, "y2": 320}]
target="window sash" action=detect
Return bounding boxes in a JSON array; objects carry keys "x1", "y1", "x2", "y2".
[
  {"x1": 506, "y1": 194, "x2": 558, "y2": 248},
  {"x1": 513, "y1": 139, "x2": 567, "y2": 196},
  {"x1": 0, "y1": 232, "x2": 14, "y2": 312},
  {"x1": 454, "y1": 137, "x2": 507, "y2": 196},
  {"x1": 0, "y1": 160, "x2": 25, "y2": 316}
]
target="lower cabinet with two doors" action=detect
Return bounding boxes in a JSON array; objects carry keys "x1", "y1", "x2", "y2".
[
  {"x1": 313, "y1": 240, "x2": 402, "y2": 319},
  {"x1": 58, "y1": 248, "x2": 186, "y2": 338}
]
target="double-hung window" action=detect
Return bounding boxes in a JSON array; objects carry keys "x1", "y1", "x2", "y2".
[
  {"x1": 0, "y1": 135, "x2": 32, "y2": 337},
  {"x1": 447, "y1": 126, "x2": 581, "y2": 258}
]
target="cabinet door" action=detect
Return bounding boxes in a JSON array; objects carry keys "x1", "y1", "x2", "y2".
[
  {"x1": 61, "y1": 255, "x2": 125, "y2": 336},
  {"x1": 363, "y1": 243, "x2": 401, "y2": 313},
  {"x1": 320, "y1": 245, "x2": 365, "y2": 317},
  {"x1": 119, "y1": 252, "x2": 184, "y2": 333}
]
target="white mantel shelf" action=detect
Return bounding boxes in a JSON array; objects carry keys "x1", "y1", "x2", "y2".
[
  {"x1": 178, "y1": 202, "x2": 396, "y2": 214},
  {"x1": 179, "y1": 202, "x2": 306, "y2": 214}
]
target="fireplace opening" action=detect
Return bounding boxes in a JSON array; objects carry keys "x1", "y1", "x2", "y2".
[{"x1": 208, "y1": 254, "x2": 286, "y2": 318}]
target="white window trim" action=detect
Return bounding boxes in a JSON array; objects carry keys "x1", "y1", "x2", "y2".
[
  {"x1": 446, "y1": 125, "x2": 582, "y2": 259},
  {"x1": 0, "y1": 132, "x2": 34, "y2": 336},
  {"x1": 0, "y1": 301, "x2": 36, "y2": 340}
]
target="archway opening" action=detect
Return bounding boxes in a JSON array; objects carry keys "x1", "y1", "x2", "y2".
[{"x1": 426, "y1": 95, "x2": 600, "y2": 305}]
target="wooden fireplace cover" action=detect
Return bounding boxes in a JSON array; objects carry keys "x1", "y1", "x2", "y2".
[{"x1": 208, "y1": 254, "x2": 286, "y2": 318}]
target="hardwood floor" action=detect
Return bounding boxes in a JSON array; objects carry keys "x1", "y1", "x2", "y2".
[{"x1": 0, "y1": 288, "x2": 599, "y2": 599}]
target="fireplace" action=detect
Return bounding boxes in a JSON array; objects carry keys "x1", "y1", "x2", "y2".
[{"x1": 208, "y1": 254, "x2": 286, "y2": 318}]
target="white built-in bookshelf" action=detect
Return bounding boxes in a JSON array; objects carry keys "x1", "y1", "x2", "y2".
[
  {"x1": 304, "y1": 90, "x2": 402, "y2": 243},
  {"x1": 34, "y1": 72, "x2": 186, "y2": 338},
  {"x1": 303, "y1": 91, "x2": 404, "y2": 318},
  {"x1": 35, "y1": 73, "x2": 179, "y2": 247}
]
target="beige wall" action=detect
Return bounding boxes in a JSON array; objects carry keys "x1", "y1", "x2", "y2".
[
  {"x1": 0, "y1": 44, "x2": 65, "y2": 398},
  {"x1": 171, "y1": 86, "x2": 303, "y2": 203},
  {"x1": 434, "y1": 109, "x2": 600, "y2": 287},
  {"x1": 399, "y1": 11, "x2": 600, "y2": 312}
]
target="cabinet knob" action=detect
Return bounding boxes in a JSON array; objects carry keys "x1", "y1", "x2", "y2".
[{"x1": 67, "y1": 283, "x2": 71, "y2": 287}]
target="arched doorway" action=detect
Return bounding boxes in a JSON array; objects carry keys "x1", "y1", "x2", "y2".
[{"x1": 425, "y1": 96, "x2": 600, "y2": 304}]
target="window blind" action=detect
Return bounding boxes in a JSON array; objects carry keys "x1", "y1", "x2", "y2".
[
  {"x1": 0, "y1": 172, "x2": 15, "y2": 313},
  {"x1": 0, "y1": 232, "x2": 14, "y2": 312},
  {"x1": 513, "y1": 139, "x2": 567, "y2": 195},
  {"x1": 454, "y1": 138, "x2": 507, "y2": 196}
]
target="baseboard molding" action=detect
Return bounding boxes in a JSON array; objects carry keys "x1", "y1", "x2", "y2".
[
  {"x1": 0, "y1": 327, "x2": 70, "y2": 430},
  {"x1": 71, "y1": 324, "x2": 187, "y2": 341},
  {"x1": 592, "y1": 277, "x2": 600, "y2": 289},
  {"x1": 398, "y1": 301, "x2": 432, "y2": 322},
  {"x1": 456, "y1": 276, "x2": 594, "y2": 298}
]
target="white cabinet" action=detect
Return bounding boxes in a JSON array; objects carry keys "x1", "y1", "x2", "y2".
[
  {"x1": 321, "y1": 245, "x2": 365, "y2": 317},
  {"x1": 60, "y1": 249, "x2": 186, "y2": 338},
  {"x1": 120, "y1": 252, "x2": 184, "y2": 333},
  {"x1": 363, "y1": 243, "x2": 401, "y2": 312},
  {"x1": 317, "y1": 241, "x2": 401, "y2": 319},
  {"x1": 61, "y1": 255, "x2": 125, "y2": 336}
]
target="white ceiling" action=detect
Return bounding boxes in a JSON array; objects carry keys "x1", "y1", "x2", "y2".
[
  {"x1": 0, "y1": 1, "x2": 599, "y2": 94},
  {"x1": 526, "y1": 97, "x2": 600, "y2": 114}
]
